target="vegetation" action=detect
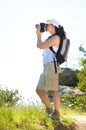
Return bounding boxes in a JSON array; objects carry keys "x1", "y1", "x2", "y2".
[
  {"x1": 0, "y1": 44, "x2": 86, "y2": 129},
  {"x1": 77, "y1": 44, "x2": 86, "y2": 91},
  {"x1": 0, "y1": 87, "x2": 21, "y2": 107},
  {"x1": 79, "y1": 44, "x2": 86, "y2": 55},
  {"x1": 76, "y1": 58, "x2": 86, "y2": 92},
  {"x1": 60, "y1": 45, "x2": 86, "y2": 111},
  {"x1": 61, "y1": 94, "x2": 86, "y2": 111},
  {"x1": 0, "y1": 86, "x2": 85, "y2": 130},
  {"x1": 0, "y1": 106, "x2": 79, "y2": 130}
]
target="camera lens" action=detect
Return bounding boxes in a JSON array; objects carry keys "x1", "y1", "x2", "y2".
[{"x1": 40, "y1": 23, "x2": 46, "y2": 32}]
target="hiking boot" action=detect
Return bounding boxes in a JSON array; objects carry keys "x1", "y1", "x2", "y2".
[
  {"x1": 46, "y1": 107, "x2": 53, "y2": 114},
  {"x1": 48, "y1": 110, "x2": 60, "y2": 120}
]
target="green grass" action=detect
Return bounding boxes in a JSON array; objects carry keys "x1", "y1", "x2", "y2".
[{"x1": 0, "y1": 105, "x2": 85, "y2": 130}]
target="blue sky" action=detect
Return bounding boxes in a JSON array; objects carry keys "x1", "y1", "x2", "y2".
[{"x1": 0, "y1": 0, "x2": 86, "y2": 103}]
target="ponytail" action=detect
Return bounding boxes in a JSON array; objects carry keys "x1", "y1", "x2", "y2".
[{"x1": 55, "y1": 25, "x2": 66, "y2": 41}]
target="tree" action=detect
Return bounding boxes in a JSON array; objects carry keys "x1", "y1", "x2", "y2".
[
  {"x1": 76, "y1": 44, "x2": 86, "y2": 91},
  {"x1": 77, "y1": 58, "x2": 86, "y2": 92},
  {"x1": 79, "y1": 44, "x2": 86, "y2": 56},
  {"x1": 79, "y1": 58, "x2": 86, "y2": 69},
  {"x1": 0, "y1": 87, "x2": 21, "y2": 107}
]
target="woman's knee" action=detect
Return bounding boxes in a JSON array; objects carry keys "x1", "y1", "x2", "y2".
[
  {"x1": 36, "y1": 88, "x2": 44, "y2": 95},
  {"x1": 36, "y1": 88, "x2": 39, "y2": 94},
  {"x1": 51, "y1": 91, "x2": 59, "y2": 96}
]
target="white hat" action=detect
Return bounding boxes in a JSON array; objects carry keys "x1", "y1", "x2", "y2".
[{"x1": 46, "y1": 19, "x2": 60, "y2": 28}]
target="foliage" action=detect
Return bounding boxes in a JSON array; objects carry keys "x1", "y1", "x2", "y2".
[
  {"x1": 0, "y1": 107, "x2": 14, "y2": 130},
  {"x1": 0, "y1": 106, "x2": 76, "y2": 130},
  {"x1": 76, "y1": 58, "x2": 86, "y2": 91},
  {"x1": 79, "y1": 58, "x2": 86, "y2": 69},
  {"x1": 77, "y1": 45, "x2": 86, "y2": 91},
  {"x1": 0, "y1": 87, "x2": 21, "y2": 107},
  {"x1": 79, "y1": 44, "x2": 86, "y2": 54},
  {"x1": 61, "y1": 94, "x2": 86, "y2": 111}
]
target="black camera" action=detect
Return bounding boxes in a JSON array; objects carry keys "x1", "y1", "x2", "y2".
[{"x1": 35, "y1": 23, "x2": 46, "y2": 32}]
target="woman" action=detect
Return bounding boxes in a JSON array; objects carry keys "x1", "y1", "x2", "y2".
[{"x1": 36, "y1": 19, "x2": 66, "y2": 120}]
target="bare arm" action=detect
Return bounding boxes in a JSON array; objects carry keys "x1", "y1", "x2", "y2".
[{"x1": 36, "y1": 26, "x2": 60, "y2": 49}]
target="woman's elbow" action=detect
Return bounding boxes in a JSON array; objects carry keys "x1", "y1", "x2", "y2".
[
  {"x1": 37, "y1": 45, "x2": 42, "y2": 49},
  {"x1": 37, "y1": 44, "x2": 40, "y2": 48}
]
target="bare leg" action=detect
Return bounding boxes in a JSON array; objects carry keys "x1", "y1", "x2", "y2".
[
  {"x1": 52, "y1": 91, "x2": 60, "y2": 112},
  {"x1": 36, "y1": 88, "x2": 51, "y2": 108}
]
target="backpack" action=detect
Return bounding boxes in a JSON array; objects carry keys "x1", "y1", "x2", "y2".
[{"x1": 49, "y1": 38, "x2": 70, "y2": 73}]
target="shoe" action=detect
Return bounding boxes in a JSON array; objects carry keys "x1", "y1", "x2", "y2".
[
  {"x1": 48, "y1": 110, "x2": 60, "y2": 120},
  {"x1": 46, "y1": 107, "x2": 53, "y2": 114}
]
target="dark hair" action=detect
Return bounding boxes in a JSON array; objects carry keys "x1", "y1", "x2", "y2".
[
  {"x1": 55, "y1": 25, "x2": 66, "y2": 41},
  {"x1": 47, "y1": 25, "x2": 66, "y2": 42}
]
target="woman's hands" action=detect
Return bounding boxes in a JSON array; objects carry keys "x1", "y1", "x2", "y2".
[
  {"x1": 36, "y1": 25, "x2": 43, "y2": 48},
  {"x1": 36, "y1": 25, "x2": 42, "y2": 37},
  {"x1": 36, "y1": 25, "x2": 60, "y2": 49}
]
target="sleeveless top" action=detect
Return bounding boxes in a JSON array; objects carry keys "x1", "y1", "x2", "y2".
[{"x1": 43, "y1": 46, "x2": 58, "y2": 64}]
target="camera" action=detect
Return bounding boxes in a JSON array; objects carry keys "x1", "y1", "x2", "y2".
[{"x1": 35, "y1": 23, "x2": 46, "y2": 32}]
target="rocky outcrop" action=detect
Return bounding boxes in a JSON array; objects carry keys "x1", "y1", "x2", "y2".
[{"x1": 59, "y1": 68, "x2": 78, "y2": 86}]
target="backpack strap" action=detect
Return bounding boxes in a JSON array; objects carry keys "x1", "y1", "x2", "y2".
[
  {"x1": 48, "y1": 34, "x2": 62, "y2": 73},
  {"x1": 49, "y1": 46, "x2": 59, "y2": 73},
  {"x1": 49, "y1": 38, "x2": 63, "y2": 62},
  {"x1": 49, "y1": 46, "x2": 56, "y2": 54}
]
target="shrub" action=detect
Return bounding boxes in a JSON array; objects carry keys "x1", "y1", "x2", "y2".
[
  {"x1": 61, "y1": 93, "x2": 86, "y2": 111},
  {"x1": 0, "y1": 87, "x2": 21, "y2": 107},
  {"x1": 76, "y1": 58, "x2": 86, "y2": 92}
]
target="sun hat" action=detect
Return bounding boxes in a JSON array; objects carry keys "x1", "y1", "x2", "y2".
[{"x1": 46, "y1": 19, "x2": 60, "y2": 28}]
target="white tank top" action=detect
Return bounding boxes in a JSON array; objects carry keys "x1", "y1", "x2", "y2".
[{"x1": 43, "y1": 46, "x2": 58, "y2": 64}]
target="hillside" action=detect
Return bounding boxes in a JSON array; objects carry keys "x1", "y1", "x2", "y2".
[{"x1": 0, "y1": 106, "x2": 86, "y2": 130}]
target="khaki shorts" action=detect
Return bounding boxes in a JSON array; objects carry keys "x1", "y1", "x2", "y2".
[{"x1": 36, "y1": 62, "x2": 59, "y2": 92}]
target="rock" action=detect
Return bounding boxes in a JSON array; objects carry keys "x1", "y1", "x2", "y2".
[
  {"x1": 63, "y1": 88, "x2": 72, "y2": 94},
  {"x1": 59, "y1": 68, "x2": 77, "y2": 86},
  {"x1": 58, "y1": 86, "x2": 84, "y2": 96}
]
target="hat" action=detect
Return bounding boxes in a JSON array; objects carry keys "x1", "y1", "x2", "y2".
[{"x1": 46, "y1": 19, "x2": 60, "y2": 28}]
